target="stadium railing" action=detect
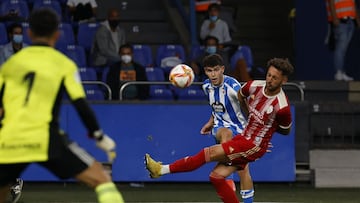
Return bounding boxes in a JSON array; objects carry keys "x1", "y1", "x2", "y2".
[
  {"x1": 119, "y1": 81, "x2": 305, "y2": 101},
  {"x1": 82, "y1": 81, "x2": 112, "y2": 100}
]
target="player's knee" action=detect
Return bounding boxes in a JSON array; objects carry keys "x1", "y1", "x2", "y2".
[{"x1": 209, "y1": 171, "x2": 225, "y2": 184}]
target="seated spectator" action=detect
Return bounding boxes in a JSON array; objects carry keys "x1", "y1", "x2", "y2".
[
  {"x1": 0, "y1": 23, "x2": 27, "y2": 65},
  {"x1": 199, "y1": 3, "x2": 231, "y2": 45},
  {"x1": 190, "y1": 35, "x2": 231, "y2": 81},
  {"x1": 91, "y1": 8, "x2": 126, "y2": 67},
  {"x1": 106, "y1": 44, "x2": 149, "y2": 100},
  {"x1": 67, "y1": 0, "x2": 97, "y2": 23}
]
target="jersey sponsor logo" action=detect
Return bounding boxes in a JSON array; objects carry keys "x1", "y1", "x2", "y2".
[
  {"x1": 211, "y1": 101, "x2": 225, "y2": 113},
  {"x1": 266, "y1": 106, "x2": 273, "y2": 114},
  {"x1": 249, "y1": 105, "x2": 265, "y2": 125}
]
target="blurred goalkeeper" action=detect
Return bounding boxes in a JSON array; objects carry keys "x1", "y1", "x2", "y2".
[{"x1": 0, "y1": 8, "x2": 123, "y2": 203}]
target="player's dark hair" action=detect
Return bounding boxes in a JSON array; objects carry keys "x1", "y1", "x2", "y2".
[
  {"x1": 203, "y1": 54, "x2": 224, "y2": 67},
  {"x1": 7, "y1": 23, "x2": 22, "y2": 34},
  {"x1": 266, "y1": 58, "x2": 294, "y2": 76},
  {"x1": 208, "y1": 3, "x2": 220, "y2": 12},
  {"x1": 28, "y1": 8, "x2": 59, "y2": 37}
]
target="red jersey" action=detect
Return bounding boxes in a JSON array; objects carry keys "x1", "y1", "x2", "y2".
[{"x1": 240, "y1": 80, "x2": 292, "y2": 150}]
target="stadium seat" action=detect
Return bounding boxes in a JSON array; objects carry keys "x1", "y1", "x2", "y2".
[
  {"x1": 190, "y1": 44, "x2": 205, "y2": 61},
  {"x1": 156, "y1": 44, "x2": 186, "y2": 69},
  {"x1": 148, "y1": 86, "x2": 173, "y2": 100},
  {"x1": 176, "y1": 87, "x2": 206, "y2": 101},
  {"x1": 56, "y1": 23, "x2": 75, "y2": 49},
  {"x1": 21, "y1": 22, "x2": 30, "y2": 44},
  {"x1": 60, "y1": 45, "x2": 87, "y2": 67},
  {"x1": 145, "y1": 67, "x2": 165, "y2": 81},
  {"x1": 0, "y1": 23, "x2": 8, "y2": 45},
  {"x1": 77, "y1": 22, "x2": 99, "y2": 52},
  {"x1": 230, "y1": 45, "x2": 253, "y2": 72},
  {"x1": 33, "y1": 0, "x2": 62, "y2": 20},
  {"x1": 84, "y1": 86, "x2": 105, "y2": 101},
  {"x1": 79, "y1": 67, "x2": 97, "y2": 81},
  {"x1": 132, "y1": 44, "x2": 153, "y2": 67},
  {"x1": 0, "y1": 0, "x2": 30, "y2": 20}
]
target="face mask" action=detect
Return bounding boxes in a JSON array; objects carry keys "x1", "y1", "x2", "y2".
[
  {"x1": 121, "y1": 55, "x2": 132, "y2": 64},
  {"x1": 108, "y1": 20, "x2": 119, "y2": 29},
  {"x1": 206, "y1": 46, "x2": 217, "y2": 54},
  {"x1": 209, "y1": 16, "x2": 218, "y2": 22},
  {"x1": 13, "y1": 34, "x2": 23, "y2": 44}
]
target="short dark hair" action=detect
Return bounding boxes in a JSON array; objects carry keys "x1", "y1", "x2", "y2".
[
  {"x1": 204, "y1": 35, "x2": 219, "y2": 45},
  {"x1": 28, "y1": 8, "x2": 59, "y2": 37},
  {"x1": 7, "y1": 23, "x2": 22, "y2": 34},
  {"x1": 119, "y1": 43, "x2": 133, "y2": 52},
  {"x1": 266, "y1": 58, "x2": 294, "y2": 76},
  {"x1": 208, "y1": 3, "x2": 220, "y2": 12},
  {"x1": 203, "y1": 54, "x2": 224, "y2": 67}
]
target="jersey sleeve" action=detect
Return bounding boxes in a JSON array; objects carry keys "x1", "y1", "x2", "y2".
[
  {"x1": 276, "y1": 106, "x2": 292, "y2": 129},
  {"x1": 240, "y1": 81, "x2": 252, "y2": 97},
  {"x1": 63, "y1": 62, "x2": 85, "y2": 100}
]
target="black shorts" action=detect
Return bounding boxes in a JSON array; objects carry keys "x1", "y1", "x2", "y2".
[{"x1": 0, "y1": 130, "x2": 94, "y2": 186}]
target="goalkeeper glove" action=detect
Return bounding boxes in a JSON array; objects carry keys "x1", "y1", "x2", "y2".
[{"x1": 93, "y1": 130, "x2": 116, "y2": 163}]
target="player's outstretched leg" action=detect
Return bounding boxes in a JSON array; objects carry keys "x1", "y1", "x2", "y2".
[
  {"x1": 145, "y1": 147, "x2": 215, "y2": 178},
  {"x1": 10, "y1": 178, "x2": 23, "y2": 203}
]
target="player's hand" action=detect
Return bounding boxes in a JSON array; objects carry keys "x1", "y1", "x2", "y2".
[
  {"x1": 93, "y1": 131, "x2": 117, "y2": 163},
  {"x1": 200, "y1": 123, "x2": 213, "y2": 135}
]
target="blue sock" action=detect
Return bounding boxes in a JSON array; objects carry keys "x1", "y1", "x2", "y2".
[{"x1": 240, "y1": 189, "x2": 254, "y2": 203}]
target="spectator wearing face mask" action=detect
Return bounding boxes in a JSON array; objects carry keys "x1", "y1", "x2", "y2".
[
  {"x1": 190, "y1": 35, "x2": 230, "y2": 81},
  {"x1": 106, "y1": 44, "x2": 149, "y2": 100},
  {"x1": 199, "y1": 3, "x2": 232, "y2": 45},
  {"x1": 91, "y1": 8, "x2": 126, "y2": 67},
  {"x1": 0, "y1": 23, "x2": 27, "y2": 66}
]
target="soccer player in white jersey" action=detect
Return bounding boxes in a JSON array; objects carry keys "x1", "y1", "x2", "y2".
[
  {"x1": 200, "y1": 54, "x2": 254, "y2": 203},
  {"x1": 145, "y1": 57, "x2": 294, "y2": 203}
]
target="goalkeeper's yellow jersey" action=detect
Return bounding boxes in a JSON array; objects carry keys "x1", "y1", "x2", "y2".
[{"x1": 0, "y1": 44, "x2": 85, "y2": 163}]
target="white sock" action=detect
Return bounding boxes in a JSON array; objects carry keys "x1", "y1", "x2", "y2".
[{"x1": 161, "y1": 164, "x2": 170, "y2": 175}]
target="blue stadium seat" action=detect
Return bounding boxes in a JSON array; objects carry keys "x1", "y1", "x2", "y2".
[
  {"x1": 101, "y1": 66, "x2": 110, "y2": 83},
  {"x1": 56, "y1": 23, "x2": 75, "y2": 49},
  {"x1": 84, "y1": 86, "x2": 105, "y2": 101},
  {"x1": 145, "y1": 67, "x2": 165, "y2": 81},
  {"x1": 77, "y1": 22, "x2": 99, "y2": 52},
  {"x1": 190, "y1": 44, "x2": 205, "y2": 61},
  {"x1": 156, "y1": 44, "x2": 186, "y2": 69},
  {"x1": 0, "y1": 0, "x2": 29, "y2": 19},
  {"x1": 79, "y1": 67, "x2": 97, "y2": 81},
  {"x1": 21, "y1": 22, "x2": 30, "y2": 44},
  {"x1": 132, "y1": 44, "x2": 153, "y2": 67},
  {"x1": 0, "y1": 23, "x2": 8, "y2": 45},
  {"x1": 33, "y1": 0, "x2": 62, "y2": 20},
  {"x1": 176, "y1": 87, "x2": 206, "y2": 101},
  {"x1": 230, "y1": 45, "x2": 253, "y2": 72},
  {"x1": 148, "y1": 86, "x2": 173, "y2": 100},
  {"x1": 60, "y1": 45, "x2": 87, "y2": 67}
]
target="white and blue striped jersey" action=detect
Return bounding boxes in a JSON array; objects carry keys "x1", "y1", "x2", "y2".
[{"x1": 202, "y1": 75, "x2": 248, "y2": 136}]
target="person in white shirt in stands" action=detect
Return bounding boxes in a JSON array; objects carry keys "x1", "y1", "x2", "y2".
[{"x1": 200, "y1": 3, "x2": 232, "y2": 45}]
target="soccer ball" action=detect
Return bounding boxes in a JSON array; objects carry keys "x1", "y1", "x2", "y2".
[{"x1": 169, "y1": 64, "x2": 195, "y2": 88}]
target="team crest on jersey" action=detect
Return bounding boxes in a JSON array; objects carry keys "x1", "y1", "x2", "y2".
[
  {"x1": 266, "y1": 106, "x2": 273, "y2": 114},
  {"x1": 211, "y1": 101, "x2": 225, "y2": 113}
]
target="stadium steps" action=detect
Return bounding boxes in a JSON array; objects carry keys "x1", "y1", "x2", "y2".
[
  {"x1": 310, "y1": 150, "x2": 360, "y2": 188},
  {"x1": 223, "y1": 0, "x2": 294, "y2": 67},
  {"x1": 96, "y1": 0, "x2": 181, "y2": 44}
]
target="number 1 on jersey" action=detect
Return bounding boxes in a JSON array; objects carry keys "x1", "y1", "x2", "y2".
[{"x1": 23, "y1": 72, "x2": 35, "y2": 106}]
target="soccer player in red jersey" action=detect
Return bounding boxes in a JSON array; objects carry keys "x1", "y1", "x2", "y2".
[{"x1": 145, "y1": 57, "x2": 294, "y2": 203}]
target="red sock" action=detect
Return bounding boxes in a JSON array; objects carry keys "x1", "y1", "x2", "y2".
[
  {"x1": 169, "y1": 148, "x2": 210, "y2": 173},
  {"x1": 210, "y1": 172, "x2": 240, "y2": 203}
]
